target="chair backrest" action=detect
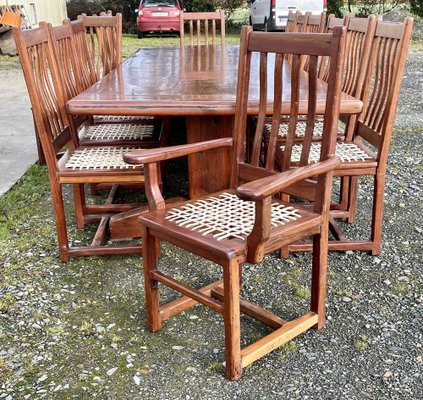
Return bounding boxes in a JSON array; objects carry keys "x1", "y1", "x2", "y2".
[
  {"x1": 285, "y1": 10, "x2": 301, "y2": 33},
  {"x1": 296, "y1": 12, "x2": 311, "y2": 32},
  {"x1": 326, "y1": 13, "x2": 355, "y2": 33},
  {"x1": 12, "y1": 24, "x2": 75, "y2": 169},
  {"x1": 44, "y1": 22, "x2": 79, "y2": 102},
  {"x1": 180, "y1": 11, "x2": 225, "y2": 46},
  {"x1": 356, "y1": 18, "x2": 413, "y2": 162},
  {"x1": 319, "y1": 15, "x2": 377, "y2": 100},
  {"x1": 284, "y1": 10, "x2": 302, "y2": 63},
  {"x1": 77, "y1": 13, "x2": 122, "y2": 79},
  {"x1": 302, "y1": 12, "x2": 326, "y2": 71},
  {"x1": 304, "y1": 12, "x2": 326, "y2": 33},
  {"x1": 66, "y1": 18, "x2": 97, "y2": 92},
  {"x1": 233, "y1": 26, "x2": 346, "y2": 187}
]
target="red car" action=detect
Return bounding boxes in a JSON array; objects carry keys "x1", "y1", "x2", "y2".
[{"x1": 136, "y1": 0, "x2": 181, "y2": 38}]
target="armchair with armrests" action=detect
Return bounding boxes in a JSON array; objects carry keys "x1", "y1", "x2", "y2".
[{"x1": 124, "y1": 26, "x2": 346, "y2": 380}]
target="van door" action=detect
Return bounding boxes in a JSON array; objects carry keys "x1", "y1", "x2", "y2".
[
  {"x1": 298, "y1": 0, "x2": 324, "y2": 15},
  {"x1": 274, "y1": 0, "x2": 299, "y2": 29},
  {"x1": 252, "y1": 0, "x2": 269, "y2": 28}
]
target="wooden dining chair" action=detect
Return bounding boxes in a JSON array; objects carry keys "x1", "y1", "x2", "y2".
[
  {"x1": 296, "y1": 12, "x2": 311, "y2": 32},
  {"x1": 77, "y1": 13, "x2": 122, "y2": 80},
  {"x1": 285, "y1": 10, "x2": 301, "y2": 33},
  {"x1": 273, "y1": 16, "x2": 377, "y2": 147},
  {"x1": 124, "y1": 26, "x2": 346, "y2": 380},
  {"x1": 284, "y1": 18, "x2": 414, "y2": 256},
  {"x1": 69, "y1": 17, "x2": 164, "y2": 131},
  {"x1": 302, "y1": 12, "x2": 326, "y2": 71},
  {"x1": 47, "y1": 20, "x2": 164, "y2": 148},
  {"x1": 326, "y1": 13, "x2": 355, "y2": 33},
  {"x1": 179, "y1": 11, "x2": 225, "y2": 46},
  {"x1": 13, "y1": 23, "x2": 150, "y2": 262}
]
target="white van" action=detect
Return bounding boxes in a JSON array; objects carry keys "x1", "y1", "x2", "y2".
[{"x1": 248, "y1": 0, "x2": 326, "y2": 31}]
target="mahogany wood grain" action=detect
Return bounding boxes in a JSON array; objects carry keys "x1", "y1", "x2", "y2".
[
  {"x1": 67, "y1": 44, "x2": 361, "y2": 197},
  {"x1": 67, "y1": 45, "x2": 362, "y2": 117}
]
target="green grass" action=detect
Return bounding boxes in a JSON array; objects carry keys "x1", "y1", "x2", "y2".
[
  {"x1": 354, "y1": 335, "x2": 370, "y2": 350},
  {"x1": 121, "y1": 33, "x2": 241, "y2": 58},
  {"x1": 0, "y1": 53, "x2": 21, "y2": 70}
]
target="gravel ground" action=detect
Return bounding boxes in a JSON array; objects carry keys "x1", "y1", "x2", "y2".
[{"x1": 0, "y1": 52, "x2": 422, "y2": 400}]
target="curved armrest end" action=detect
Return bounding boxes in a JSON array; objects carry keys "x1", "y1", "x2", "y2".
[{"x1": 237, "y1": 155, "x2": 341, "y2": 201}]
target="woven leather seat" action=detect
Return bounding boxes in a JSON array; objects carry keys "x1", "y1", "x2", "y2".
[
  {"x1": 80, "y1": 123, "x2": 156, "y2": 142},
  {"x1": 165, "y1": 192, "x2": 304, "y2": 242},
  {"x1": 267, "y1": 121, "x2": 325, "y2": 138},
  {"x1": 282, "y1": 142, "x2": 373, "y2": 164},
  {"x1": 64, "y1": 147, "x2": 143, "y2": 171}
]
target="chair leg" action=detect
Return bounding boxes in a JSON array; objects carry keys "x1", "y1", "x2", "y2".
[
  {"x1": 49, "y1": 180, "x2": 69, "y2": 262},
  {"x1": 223, "y1": 259, "x2": 242, "y2": 380},
  {"x1": 90, "y1": 183, "x2": 99, "y2": 196},
  {"x1": 347, "y1": 176, "x2": 359, "y2": 223},
  {"x1": 338, "y1": 176, "x2": 350, "y2": 211},
  {"x1": 73, "y1": 184, "x2": 86, "y2": 229},
  {"x1": 310, "y1": 232, "x2": 328, "y2": 330},
  {"x1": 142, "y1": 226, "x2": 161, "y2": 332},
  {"x1": 370, "y1": 173, "x2": 385, "y2": 256}
]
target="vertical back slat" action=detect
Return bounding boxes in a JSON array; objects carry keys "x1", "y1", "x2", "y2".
[
  {"x1": 265, "y1": 53, "x2": 283, "y2": 170},
  {"x1": 300, "y1": 54, "x2": 318, "y2": 166},
  {"x1": 180, "y1": 11, "x2": 225, "y2": 47},
  {"x1": 251, "y1": 52, "x2": 268, "y2": 167}
]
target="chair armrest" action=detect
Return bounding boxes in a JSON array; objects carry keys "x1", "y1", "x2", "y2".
[
  {"x1": 124, "y1": 138, "x2": 233, "y2": 165},
  {"x1": 236, "y1": 156, "x2": 341, "y2": 201}
]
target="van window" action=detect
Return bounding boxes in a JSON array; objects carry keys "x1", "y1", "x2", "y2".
[{"x1": 142, "y1": 0, "x2": 178, "y2": 7}]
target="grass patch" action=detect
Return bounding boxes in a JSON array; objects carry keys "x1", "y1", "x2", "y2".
[
  {"x1": 0, "y1": 54, "x2": 20, "y2": 70},
  {"x1": 392, "y1": 282, "x2": 409, "y2": 296},
  {"x1": 279, "y1": 340, "x2": 298, "y2": 353},
  {"x1": 354, "y1": 335, "x2": 370, "y2": 350},
  {"x1": 121, "y1": 33, "x2": 241, "y2": 58},
  {"x1": 294, "y1": 286, "x2": 310, "y2": 299}
]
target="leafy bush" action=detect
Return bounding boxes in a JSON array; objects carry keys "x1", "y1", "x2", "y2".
[
  {"x1": 410, "y1": 0, "x2": 423, "y2": 17},
  {"x1": 67, "y1": 0, "x2": 139, "y2": 33}
]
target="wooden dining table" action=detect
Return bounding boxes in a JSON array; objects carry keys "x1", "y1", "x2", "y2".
[{"x1": 67, "y1": 44, "x2": 363, "y2": 199}]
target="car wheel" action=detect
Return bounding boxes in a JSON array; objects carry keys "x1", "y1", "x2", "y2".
[{"x1": 137, "y1": 30, "x2": 144, "y2": 39}]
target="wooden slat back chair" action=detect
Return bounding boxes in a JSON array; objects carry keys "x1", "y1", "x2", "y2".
[
  {"x1": 273, "y1": 15, "x2": 376, "y2": 147},
  {"x1": 179, "y1": 11, "x2": 225, "y2": 46},
  {"x1": 285, "y1": 11, "x2": 311, "y2": 62},
  {"x1": 326, "y1": 13, "x2": 355, "y2": 33},
  {"x1": 77, "y1": 13, "x2": 122, "y2": 80},
  {"x1": 13, "y1": 24, "x2": 148, "y2": 262},
  {"x1": 302, "y1": 12, "x2": 326, "y2": 71},
  {"x1": 296, "y1": 12, "x2": 311, "y2": 32},
  {"x1": 62, "y1": 19, "x2": 164, "y2": 149},
  {"x1": 285, "y1": 10, "x2": 301, "y2": 33},
  {"x1": 286, "y1": 18, "x2": 414, "y2": 256},
  {"x1": 124, "y1": 26, "x2": 346, "y2": 380}
]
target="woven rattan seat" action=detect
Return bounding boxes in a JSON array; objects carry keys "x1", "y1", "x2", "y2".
[
  {"x1": 283, "y1": 142, "x2": 373, "y2": 164},
  {"x1": 165, "y1": 192, "x2": 302, "y2": 241},
  {"x1": 65, "y1": 147, "x2": 142, "y2": 170},
  {"x1": 81, "y1": 123, "x2": 155, "y2": 142}
]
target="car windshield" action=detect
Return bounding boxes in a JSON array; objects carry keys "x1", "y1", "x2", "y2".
[{"x1": 142, "y1": 0, "x2": 178, "y2": 7}]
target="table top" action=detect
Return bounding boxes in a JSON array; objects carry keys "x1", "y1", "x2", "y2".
[{"x1": 67, "y1": 45, "x2": 363, "y2": 117}]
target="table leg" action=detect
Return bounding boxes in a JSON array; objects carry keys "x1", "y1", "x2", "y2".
[{"x1": 187, "y1": 115, "x2": 234, "y2": 199}]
